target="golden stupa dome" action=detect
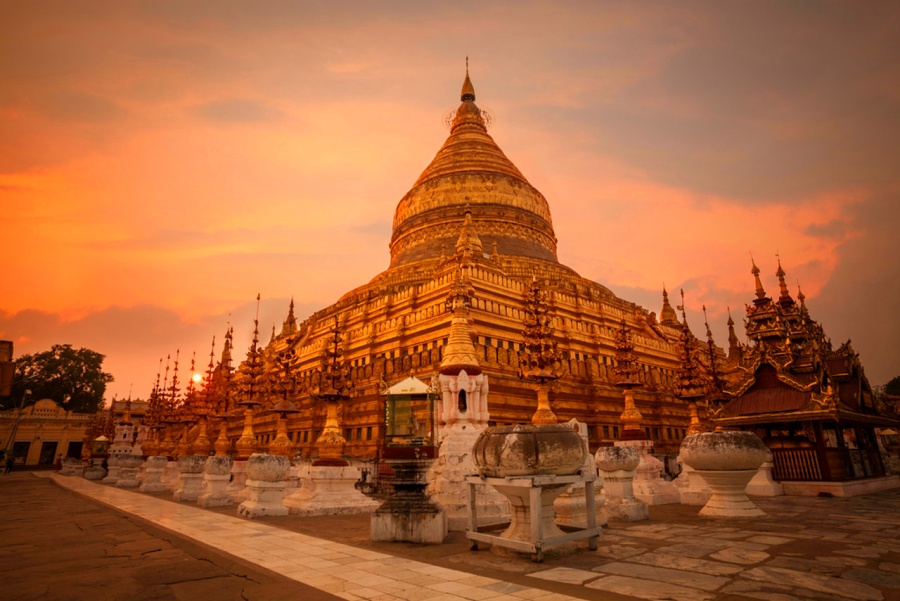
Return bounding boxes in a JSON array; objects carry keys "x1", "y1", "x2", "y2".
[{"x1": 389, "y1": 68, "x2": 559, "y2": 269}]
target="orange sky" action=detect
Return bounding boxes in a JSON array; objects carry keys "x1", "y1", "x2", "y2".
[{"x1": 3, "y1": 2, "x2": 899, "y2": 399}]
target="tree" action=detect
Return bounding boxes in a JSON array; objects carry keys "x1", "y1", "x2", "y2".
[
  {"x1": 6, "y1": 344, "x2": 114, "y2": 413},
  {"x1": 886, "y1": 376, "x2": 900, "y2": 397}
]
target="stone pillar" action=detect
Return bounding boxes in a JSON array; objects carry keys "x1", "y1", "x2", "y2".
[
  {"x1": 198, "y1": 455, "x2": 234, "y2": 507},
  {"x1": 173, "y1": 455, "x2": 207, "y2": 502},
  {"x1": 595, "y1": 446, "x2": 648, "y2": 521},
  {"x1": 745, "y1": 449, "x2": 784, "y2": 497},
  {"x1": 139, "y1": 456, "x2": 169, "y2": 493},
  {"x1": 115, "y1": 455, "x2": 144, "y2": 488},
  {"x1": 238, "y1": 453, "x2": 291, "y2": 519}
]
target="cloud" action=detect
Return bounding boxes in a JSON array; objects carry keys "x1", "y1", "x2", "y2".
[{"x1": 192, "y1": 98, "x2": 283, "y2": 123}]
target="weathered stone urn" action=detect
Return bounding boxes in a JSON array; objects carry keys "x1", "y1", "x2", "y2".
[
  {"x1": 472, "y1": 424, "x2": 586, "y2": 553},
  {"x1": 472, "y1": 424, "x2": 586, "y2": 478},
  {"x1": 238, "y1": 453, "x2": 291, "y2": 518},
  {"x1": 594, "y1": 446, "x2": 648, "y2": 521},
  {"x1": 679, "y1": 431, "x2": 769, "y2": 517}
]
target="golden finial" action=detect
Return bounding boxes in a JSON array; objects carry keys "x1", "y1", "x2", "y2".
[
  {"x1": 750, "y1": 253, "x2": 767, "y2": 300},
  {"x1": 775, "y1": 252, "x2": 790, "y2": 300},
  {"x1": 461, "y1": 57, "x2": 475, "y2": 102},
  {"x1": 678, "y1": 288, "x2": 688, "y2": 325}
]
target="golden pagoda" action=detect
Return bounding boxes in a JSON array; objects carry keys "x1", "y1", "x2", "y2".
[{"x1": 219, "y1": 66, "x2": 699, "y2": 457}]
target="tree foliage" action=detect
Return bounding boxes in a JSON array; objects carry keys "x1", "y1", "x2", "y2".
[
  {"x1": 7, "y1": 344, "x2": 114, "y2": 413},
  {"x1": 886, "y1": 376, "x2": 900, "y2": 397}
]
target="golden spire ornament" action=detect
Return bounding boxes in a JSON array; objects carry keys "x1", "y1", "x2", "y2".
[
  {"x1": 518, "y1": 277, "x2": 561, "y2": 424},
  {"x1": 614, "y1": 318, "x2": 644, "y2": 440},
  {"x1": 314, "y1": 316, "x2": 352, "y2": 466},
  {"x1": 675, "y1": 291, "x2": 709, "y2": 434}
]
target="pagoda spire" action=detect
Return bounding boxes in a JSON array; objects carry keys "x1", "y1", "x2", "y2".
[
  {"x1": 440, "y1": 267, "x2": 481, "y2": 375},
  {"x1": 797, "y1": 284, "x2": 809, "y2": 318},
  {"x1": 461, "y1": 57, "x2": 475, "y2": 101},
  {"x1": 775, "y1": 253, "x2": 794, "y2": 306},
  {"x1": 750, "y1": 255, "x2": 769, "y2": 303},
  {"x1": 675, "y1": 293, "x2": 708, "y2": 434},
  {"x1": 702, "y1": 305, "x2": 722, "y2": 392},
  {"x1": 727, "y1": 307, "x2": 741, "y2": 360},
  {"x1": 455, "y1": 206, "x2": 483, "y2": 260},
  {"x1": 660, "y1": 284, "x2": 679, "y2": 327},
  {"x1": 280, "y1": 297, "x2": 298, "y2": 337},
  {"x1": 221, "y1": 324, "x2": 233, "y2": 368}
]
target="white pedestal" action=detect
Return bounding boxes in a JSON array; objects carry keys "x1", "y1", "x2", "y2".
[
  {"x1": 695, "y1": 469, "x2": 765, "y2": 517},
  {"x1": 238, "y1": 480, "x2": 289, "y2": 518},
  {"x1": 285, "y1": 464, "x2": 379, "y2": 516},
  {"x1": 600, "y1": 468, "x2": 649, "y2": 521},
  {"x1": 198, "y1": 456, "x2": 234, "y2": 507},
  {"x1": 675, "y1": 460, "x2": 712, "y2": 506},
  {"x1": 616, "y1": 440, "x2": 680, "y2": 505},
  {"x1": 174, "y1": 472, "x2": 205, "y2": 502},
  {"x1": 173, "y1": 456, "x2": 207, "y2": 502},
  {"x1": 428, "y1": 422, "x2": 510, "y2": 531},
  {"x1": 237, "y1": 454, "x2": 292, "y2": 519},
  {"x1": 102, "y1": 456, "x2": 121, "y2": 484},
  {"x1": 139, "y1": 456, "x2": 169, "y2": 493},
  {"x1": 465, "y1": 473, "x2": 601, "y2": 563},
  {"x1": 115, "y1": 456, "x2": 144, "y2": 488},
  {"x1": 227, "y1": 460, "x2": 249, "y2": 503},
  {"x1": 746, "y1": 452, "x2": 784, "y2": 497}
]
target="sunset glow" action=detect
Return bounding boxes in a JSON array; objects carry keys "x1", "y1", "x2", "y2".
[{"x1": 2, "y1": 2, "x2": 899, "y2": 399}]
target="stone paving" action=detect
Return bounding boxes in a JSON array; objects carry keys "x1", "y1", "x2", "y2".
[{"x1": 29, "y1": 473, "x2": 900, "y2": 600}]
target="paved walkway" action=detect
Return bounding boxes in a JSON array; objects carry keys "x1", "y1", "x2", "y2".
[{"x1": 16, "y1": 473, "x2": 900, "y2": 600}]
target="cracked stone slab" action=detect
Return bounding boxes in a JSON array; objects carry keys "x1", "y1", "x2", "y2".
[
  {"x1": 747, "y1": 535, "x2": 795, "y2": 546},
  {"x1": 585, "y1": 574, "x2": 714, "y2": 601},
  {"x1": 526, "y1": 567, "x2": 601, "y2": 585},
  {"x1": 596, "y1": 544, "x2": 648, "y2": 560},
  {"x1": 720, "y1": 580, "x2": 803, "y2": 601},
  {"x1": 656, "y1": 541, "x2": 732, "y2": 558},
  {"x1": 740, "y1": 566, "x2": 883, "y2": 600},
  {"x1": 709, "y1": 547, "x2": 770, "y2": 565},
  {"x1": 766, "y1": 555, "x2": 866, "y2": 575},
  {"x1": 841, "y1": 567, "x2": 900, "y2": 589},
  {"x1": 879, "y1": 562, "x2": 900, "y2": 574},
  {"x1": 836, "y1": 547, "x2": 889, "y2": 559},
  {"x1": 626, "y1": 550, "x2": 745, "y2": 576},
  {"x1": 592, "y1": 561, "x2": 729, "y2": 591}
]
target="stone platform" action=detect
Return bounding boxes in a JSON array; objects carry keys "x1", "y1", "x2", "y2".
[{"x1": 12, "y1": 471, "x2": 900, "y2": 601}]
